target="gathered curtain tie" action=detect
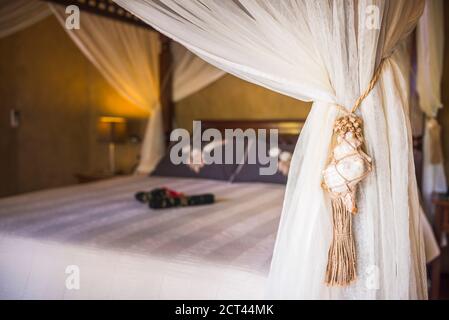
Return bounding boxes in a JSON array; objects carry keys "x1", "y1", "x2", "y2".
[{"x1": 426, "y1": 117, "x2": 444, "y2": 165}]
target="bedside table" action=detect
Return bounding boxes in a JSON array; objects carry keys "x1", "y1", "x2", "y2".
[{"x1": 74, "y1": 173, "x2": 123, "y2": 184}]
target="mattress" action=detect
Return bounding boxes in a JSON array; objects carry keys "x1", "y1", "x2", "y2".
[{"x1": 0, "y1": 175, "x2": 285, "y2": 299}]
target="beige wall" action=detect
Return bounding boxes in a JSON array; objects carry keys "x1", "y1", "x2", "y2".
[
  {"x1": 176, "y1": 74, "x2": 311, "y2": 131},
  {"x1": 0, "y1": 16, "x2": 147, "y2": 197}
]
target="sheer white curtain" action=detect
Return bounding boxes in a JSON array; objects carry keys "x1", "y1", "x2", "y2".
[
  {"x1": 172, "y1": 42, "x2": 225, "y2": 102},
  {"x1": 416, "y1": 0, "x2": 447, "y2": 217},
  {"x1": 394, "y1": 37, "x2": 440, "y2": 263},
  {"x1": 0, "y1": 0, "x2": 51, "y2": 39},
  {"x1": 51, "y1": 5, "x2": 165, "y2": 174},
  {"x1": 114, "y1": 0, "x2": 427, "y2": 299}
]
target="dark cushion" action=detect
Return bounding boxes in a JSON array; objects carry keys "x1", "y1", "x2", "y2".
[
  {"x1": 231, "y1": 140, "x2": 295, "y2": 185},
  {"x1": 151, "y1": 139, "x2": 240, "y2": 181}
]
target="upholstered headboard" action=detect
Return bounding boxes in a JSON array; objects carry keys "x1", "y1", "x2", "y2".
[{"x1": 200, "y1": 119, "x2": 306, "y2": 145}]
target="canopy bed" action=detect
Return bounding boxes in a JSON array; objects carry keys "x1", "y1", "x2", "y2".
[
  {"x1": 109, "y1": 0, "x2": 445, "y2": 299},
  {"x1": 0, "y1": 0, "x2": 445, "y2": 300}
]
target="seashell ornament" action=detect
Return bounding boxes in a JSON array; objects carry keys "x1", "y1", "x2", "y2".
[{"x1": 321, "y1": 113, "x2": 372, "y2": 286}]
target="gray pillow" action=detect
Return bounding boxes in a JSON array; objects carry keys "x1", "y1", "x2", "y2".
[
  {"x1": 151, "y1": 139, "x2": 240, "y2": 181},
  {"x1": 231, "y1": 141, "x2": 295, "y2": 185}
]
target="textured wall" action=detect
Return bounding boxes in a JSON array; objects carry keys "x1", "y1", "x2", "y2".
[
  {"x1": 176, "y1": 74, "x2": 311, "y2": 131},
  {"x1": 0, "y1": 16, "x2": 147, "y2": 196},
  {"x1": 0, "y1": 40, "x2": 18, "y2": 196}
]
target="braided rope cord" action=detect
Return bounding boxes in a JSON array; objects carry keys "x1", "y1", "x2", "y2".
[{"x1": 351, "y1": 59, "x2": 387, "y2": 113}]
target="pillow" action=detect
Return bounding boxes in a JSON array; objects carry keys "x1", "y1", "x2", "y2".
[
  {"x1": 231, "y1": 139, "x2": 295, "y2": 184},
  {"x1": 151, "y1": 139, "x2": 241, "y2": 181}
]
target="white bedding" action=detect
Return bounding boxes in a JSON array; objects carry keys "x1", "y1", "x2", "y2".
[{"x1": 0, "y1": 176, "x2": 284, "y2": 299}]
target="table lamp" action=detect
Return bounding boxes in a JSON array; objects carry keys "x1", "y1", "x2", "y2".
[{"x1": 97, "y1": 116, "x2": 127, "y2": 174}]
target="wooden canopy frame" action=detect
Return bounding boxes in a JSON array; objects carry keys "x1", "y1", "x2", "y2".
[
  {"x1": 45, "y1": 0, "x2": 153, "y2": 29},
  {"x1": 44, "y1": 0, "x2": 175, "y2": 142}
]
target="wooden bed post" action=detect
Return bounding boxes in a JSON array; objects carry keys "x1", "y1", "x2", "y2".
[{"x1": 159, "y1": 34, "x2": 175, "y2": 145}]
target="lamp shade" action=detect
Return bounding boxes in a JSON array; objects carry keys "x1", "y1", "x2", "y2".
[{"x1": 97, "y1": 116, "x2": 128, "y2": 143}]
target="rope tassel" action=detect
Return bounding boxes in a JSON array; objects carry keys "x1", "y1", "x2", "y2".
[
  {"x1": 321, "y1": 114, "x2": 372, "y2": 287},
  {"x1": 321, "y1": 60, "x2": 384, "y2": 287},
  {"x1": 325, "y1": 197, "x2": 357, "y2": 286}
]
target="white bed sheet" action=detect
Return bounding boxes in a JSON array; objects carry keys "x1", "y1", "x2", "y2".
[
  {"x1": 0, "y1": 175, "x2": 439, "y2": 299},
  {"x1": 0, "y1": 176, "x2": 284, "y2": 299}
]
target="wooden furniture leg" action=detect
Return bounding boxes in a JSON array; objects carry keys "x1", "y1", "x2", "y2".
[
  {"x1": 430, "y1": 205, "x2": 443, "y2": 300},
  {"x1": 430, "y1": 257, "x2": 441, "y2": 300}
]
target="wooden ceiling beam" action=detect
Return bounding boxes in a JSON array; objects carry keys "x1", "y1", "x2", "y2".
[{"x1": 43, "y1": 0, "x2": 155, "y2": 31}]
